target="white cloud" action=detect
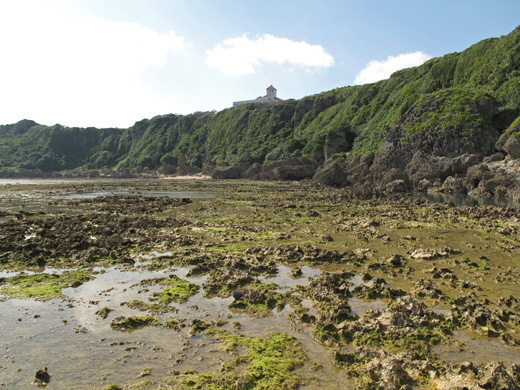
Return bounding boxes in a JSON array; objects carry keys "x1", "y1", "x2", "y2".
[
  {"x1": 205, "y1": 34, "x2": 335, "y2": 75},
  {"x1": 0, "y1": 1, "x2": 188, "y2": 127},
  {"x1": 354, "y1": 52, "x2": 431, "y2": 85}
]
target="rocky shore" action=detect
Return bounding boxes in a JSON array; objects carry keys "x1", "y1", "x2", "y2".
[
  {"x1": 0, "y1": 179, "x2": 519, "y2": 389},
  {"x1": 211, "y1": 102, "x2": 520, "y2": 205}
]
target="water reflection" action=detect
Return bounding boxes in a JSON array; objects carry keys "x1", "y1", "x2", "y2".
[
  {"x1": 418, "y1": 192, "x2": 520, "y2": 209},
  {"x1": 58, "y1": 190, "x2": 214, "y2": 199},
  {"x1": 259, "y1": 264, "x2": 323, "y2": 288},
  {"x1": 434, "y1": 331, "x2": 520, "y2": 365}
]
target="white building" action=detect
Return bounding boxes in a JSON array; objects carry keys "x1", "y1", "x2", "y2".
[{"x1": 233, "y1": 85, "x2": 281, "y2": 107}]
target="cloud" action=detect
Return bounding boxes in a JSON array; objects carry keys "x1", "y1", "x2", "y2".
[
  {"x1": 0, "y1": 1, "x2": 188, "y2": 127},
  {"x1": 205, "y1": 34, "x2": 335, "y2": 75},
  {"x1": 354, "y1": 52, "x2": 431, "y2": 85}
]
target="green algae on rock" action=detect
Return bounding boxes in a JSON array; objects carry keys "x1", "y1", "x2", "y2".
[
  {"x1": 150, "y1": 274, "x2": 199, "y2": 304},
  {"x1": 229, "y1": 281, "x2": 300, "y2": 317},
  {"x1": 168, "y1": 330, "x2": 307, "y2": 389},
  {"x1": 0, "y1": 269, "x2": 92, "y2": 300},
  {"x1": 95, "y1": 306, "x2": 113, "y2": 319},
  {"x1": 110, "y1": 315, "x2": 158, "y2": 331}
]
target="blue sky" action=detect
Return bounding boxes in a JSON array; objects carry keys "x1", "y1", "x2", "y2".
[{"x1": 0, "y1": 0, "x2": 519, "y2": 128}]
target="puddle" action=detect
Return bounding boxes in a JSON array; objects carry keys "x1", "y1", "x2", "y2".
[
  {"x1": 259, "y1": 264, "x2": 322, "y2": 289},
  {"x1": 430, "y1": 306, "x2": 452, "y2": 316},
  {"x1": 135, "y1": 251, "x2": 174, "y2": 261},
  {"x1": 58, "y1": 190, "x2": 214, "y2": 200},
  {"x1": 0, "y1": 265, "x2": 208, "y2": 389},
  {"x1": 0, "y1": 268, "x2": 68, "y2": 278},
  {"x1": 418, "y1": 192, "x2": 520, "y2": 210},
  {"x1": 0, "y1": 179, "x2": 83, "y2": 186},
  {"x1": 434, "y1": 331, "x2": 520, "y2": 365},
  {"x1": 349, "y1": 274, "x2": 374, "y2": 289},
  {"x1": 0, "y1": 262, "x2": 358, "y2": 389},
  {"x1": 349, "y1": 297, "x2": 387, "y2": 316}
]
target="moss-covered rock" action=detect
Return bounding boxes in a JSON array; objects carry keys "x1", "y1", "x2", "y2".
[
  {"x1": 168, "y1": 330, "x2": 307, "y2": 389},
  {"x1": 0, "y1": 270, "x2": 93, "y2": 300},
  {"x1": 151, "y1": 275, "x2": 199, "y2": 304},
  {"x1": 110, "y1": 316, "x2": 157, "y2": 331},
  {"x1": 496, "y1": 115, "x2": 520, "y2": 159}
]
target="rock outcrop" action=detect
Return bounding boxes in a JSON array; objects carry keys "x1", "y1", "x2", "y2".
[{"x1": 312, "y1": 92, "x2": 520, "y2": 201}]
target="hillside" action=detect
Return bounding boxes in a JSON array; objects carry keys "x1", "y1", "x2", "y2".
[{"x1": 1, "y1": 26, "x2": 520, "y2": 197}]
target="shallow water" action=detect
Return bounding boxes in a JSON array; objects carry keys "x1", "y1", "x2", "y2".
[
  {"x1": 0, "y1": 179, "x2": 84, "y2": 186},
  {"x1": 58, "y1": 189, "x2": 215, "y2": 200},
  {"x1": 419, "y1": 192, "x2": 520, "y2": 209},
  {"x1": 0, "y1": 261, "x2": 355, "y2": 389},
  {"x1": 434, "y1": 331, "x2": 520, "y2": 366},
  {"x1": 0, "y1": 178, "x2": 215, "y2": 223},
  {"x1": 1, "y1": 266, "x2": 184, "y2": 389},
  {"x1": 259, "y1": 264, "x2": 322, "y2": 289},
  {"x1": 2, "y1": 178, "x2": 520, "y2": 389}
]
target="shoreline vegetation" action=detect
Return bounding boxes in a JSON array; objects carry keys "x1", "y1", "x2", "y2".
[{"x1": 1, "y1": 26, "x2": 520, "y2": 202}]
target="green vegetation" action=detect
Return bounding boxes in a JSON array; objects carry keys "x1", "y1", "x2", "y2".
[
  {"x1": 403, "y1": 89, "x2": 493, "y2": 135},
  {"x1": 151, "y1": 275, "x2": 199, "y2": 304},
  {"x1": 168, "y1": 330, "x2": 306, "y2": 389},
  {"x1": 228, "y1": 282, "x2": 300, "y2": 317},
  {"x1": 1, "y1": 26, "x2": 520, "y2": 173},
  {"x1": 95, "y1": 307, "x2": 113, "y2": 319},
  {"x1": 110, "y1": 315, "x2": 158, "y2": 331},
  {"x1": 0, "y1": 270, "x2": 92, "y2": 300},
  {"x1": 507, "y1": 115, "x2": 520, "y2": 141}
]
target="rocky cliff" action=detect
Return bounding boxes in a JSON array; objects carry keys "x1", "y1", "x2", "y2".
[{"x1": 1, "y1": 26, "x2": 520, "y2": 199}]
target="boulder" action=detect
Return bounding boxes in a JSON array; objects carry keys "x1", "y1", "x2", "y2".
[
  {"x1": 34, "y1": 368, "x2": 51, "y2": 386},
  {"x1": 441, "y1": 176, "x2": 467, "y2": 194},
  {"x1": 381, "y1": 168, "x2": 411, "y2": 192},
  {"x1": 264, "y1": 157, "x2": 319, "y2": 181},
  {"x1": 387, "y1": 255, "x2": 402, "y2": 266},
  {"x1": 211, "y1": 166, "x2": 241, "y2": 179},
  {"x1": 483, "y1": 152, "x2": 505, "y2": 164},
  {"x1": 478, "y1": 362, "x2": 519, "y2": 389},
  {"x1": 242, "y1": 163, "x2": 262, "y2": 179},
  {"x1": 503, "y1": 136, "x2": 520, "y2": 159},
  {"x1": 324, "y1": 132, "x2": 349, "y2": 161},
  {"x1": 415, "y1": 179, "x2": 433, "y2": 192},
  {"x1": 313, "y1": 160, "x2": 349, "y2": 187},
  {"x1": 496, "y1": 117, "x2": 520, "y2": 159},
  {"x1": 405, "y1": 152, "x2": 480, "y2": 187},
  {"x1": 386, "y1": 180, "x2": 408, "y2": 193}
]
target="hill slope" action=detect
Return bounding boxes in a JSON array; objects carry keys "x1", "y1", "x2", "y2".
[{"x1": 1, "y1": 26, "x2": 520, "y2": 194}]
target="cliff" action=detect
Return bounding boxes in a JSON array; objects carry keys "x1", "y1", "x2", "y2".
[{"x1": 1, "y1": 26, "x2": 520, "y2": 197}]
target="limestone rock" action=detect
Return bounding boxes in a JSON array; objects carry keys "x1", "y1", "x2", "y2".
[
  {"x1": 441, "y1": 176, "x2": 467, "y2": 194},
  {"x1": 211, "y1": 166, "x2": 241, "y2": 179},
  {"x1": 313, "y1": 160, "x2": 349, "y2": 187}
]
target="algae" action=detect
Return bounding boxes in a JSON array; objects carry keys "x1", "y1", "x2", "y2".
[
  {"x1": 0, "y1": 269, "x2": 92, "y2": 300},
  {"x1": 228, "y1": 282, "x2": 300, "y2": 317},
  {"x1": 168, "y1": 330, "x2": 307, "y2": 389},
  {"x1": 95, "y1": 307, "x2": 113, "y2": 319},
  {"x1": 110, "y1": 315, "x2": 158, "y2": 331},
  {"x1": 2, "y1": 180, "x2": 520, "y2": 390},
  {"x1": 149, "y1": 274, "x2": 199, "y2": 304}
]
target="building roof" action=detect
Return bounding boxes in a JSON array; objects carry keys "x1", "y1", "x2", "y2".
[{"x1": 267, "y1": 85, "x2": 277, "y2": 90}]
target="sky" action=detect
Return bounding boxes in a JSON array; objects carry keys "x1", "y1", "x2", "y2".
[{"x1": 0, "y1": 0, "x2": 519, "y2": 129}]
